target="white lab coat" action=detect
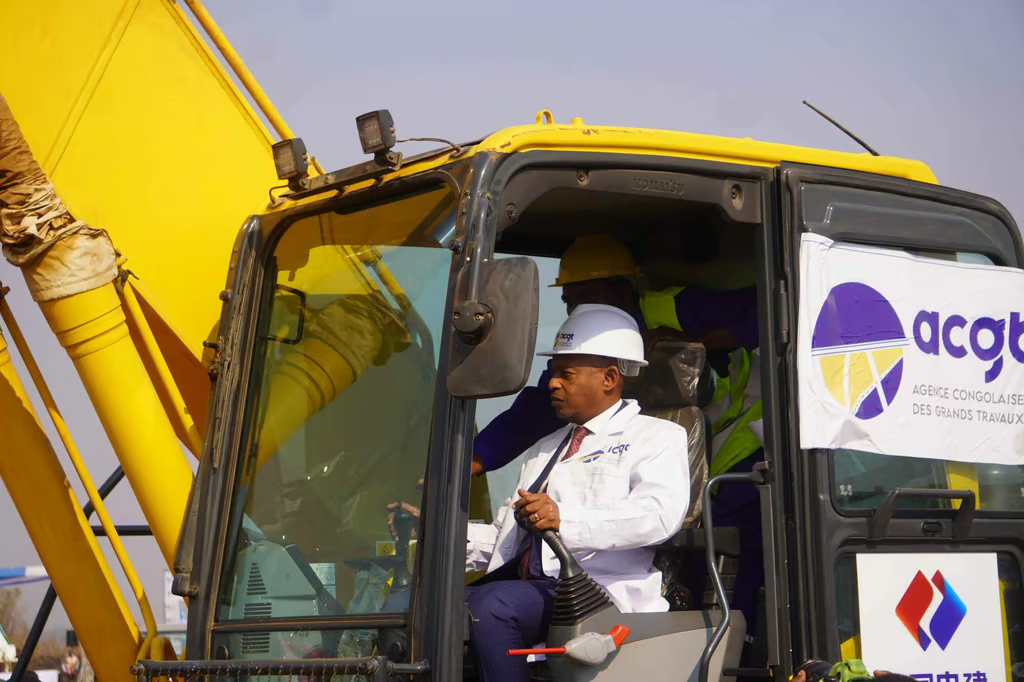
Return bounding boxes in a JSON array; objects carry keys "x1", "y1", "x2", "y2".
[{"x1": 467, "y1": 399, "x2": 690, "y2": 613}]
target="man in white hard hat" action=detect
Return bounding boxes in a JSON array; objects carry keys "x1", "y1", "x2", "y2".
[{"x1": 465, "y1": 304, "x2": 690, "y2": 682}]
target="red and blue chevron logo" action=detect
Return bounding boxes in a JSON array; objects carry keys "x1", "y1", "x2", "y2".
[{"x1": 895, "y1": 570, "x2": 968, "y2": 651}]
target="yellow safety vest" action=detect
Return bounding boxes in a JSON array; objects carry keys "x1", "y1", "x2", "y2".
[
  {"x1": 706, "y1": 348, "x2": 763, "y2": 477},
  {"x1": 638, "y1": 286, "x2": 686, "y2": 332},
  {"x1": 637, "y1": 287, "x2": 763, "y2": 476}
]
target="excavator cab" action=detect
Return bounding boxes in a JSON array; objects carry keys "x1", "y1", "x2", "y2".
[{"x1": 156, "y1": 113, "x2": 1024, "y2": 682}]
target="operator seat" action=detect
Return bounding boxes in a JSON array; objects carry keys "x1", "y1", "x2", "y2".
[
  {"x1": 629, "y1": 340, "x2": 714, "y2": 526},
  {"x1": 629, "y1": 341, "x2": 743, "y2": 614}
]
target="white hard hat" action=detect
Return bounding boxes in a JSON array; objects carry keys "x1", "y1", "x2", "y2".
[{"x1": 538, "y1": 304, "x2": 648, "y2": 376}]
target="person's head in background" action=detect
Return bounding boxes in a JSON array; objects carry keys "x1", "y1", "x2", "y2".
[
  {"x1": 553, "y1": 234, "x2": 641, "y2": 316},
  {"x1": 793, "y1": 659, "x2": 918, "y2": 682}
]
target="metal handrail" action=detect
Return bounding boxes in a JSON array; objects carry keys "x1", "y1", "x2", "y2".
[
  {"x1": 869, "y1": 487, "x2": 976, "y2": 541},
  {"x1": 131, "y1": 656, "x2": 429, "y2": 682},
  {"x1": 699, "y1": 470, "x2": 764, "y2": 682}
]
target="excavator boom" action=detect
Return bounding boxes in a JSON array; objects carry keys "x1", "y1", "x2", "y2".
[{"x1": 0, "y1": 1, "x2": 306, "y2": 677}]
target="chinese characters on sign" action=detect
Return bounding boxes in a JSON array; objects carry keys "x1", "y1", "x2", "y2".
[{"x1": 911, "y1": 671, "x2": 988, "y2": 682}]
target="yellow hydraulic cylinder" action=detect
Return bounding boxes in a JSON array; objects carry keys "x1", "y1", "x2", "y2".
[
  {"x1": 36, "y1": 281, "x2": 193, "y2": 567},
  {"x1": 119, "y1": 278, "x2": 203, "y2": 456},
  {"x1": 0, "y1": 326, "x2": 140, "y2": 682},
  {"x1": 253, "y1": 337, "x2": 356, "y2": 473}
]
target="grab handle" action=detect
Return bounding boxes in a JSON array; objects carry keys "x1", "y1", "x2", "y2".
[{"x1": 868, "y1": 488, "x2": 976, "y2": 541}]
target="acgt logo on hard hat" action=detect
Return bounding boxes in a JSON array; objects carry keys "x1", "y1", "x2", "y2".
[
  {"x1": 539, "y1": 304, "x2": 647, "y2": 369},
  {"x1": 554, "y1": 332, "x2": 575, "y2": 349},
  {"x1": 811, "y1": 281, "x2": 1024, "y2": 420}
]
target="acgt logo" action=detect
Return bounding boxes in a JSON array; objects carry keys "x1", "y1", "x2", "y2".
[
  {"x1": 895, "y1": 570, "x2": 967, "y2": 652},
  {"x1": 913, "y1": 311, "x2": 1024, "y2": 383}
]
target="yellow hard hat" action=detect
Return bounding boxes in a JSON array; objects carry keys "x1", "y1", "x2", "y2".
[{"x1": 551, "y1": 235, "x2": 638, "y2": 287}]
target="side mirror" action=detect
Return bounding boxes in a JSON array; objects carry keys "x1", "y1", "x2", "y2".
[
  {"x1": 267, "y1": 284, "x2": 306, "y2": 345},
  {"x1": 447, "y1": 257, "x2": 539, "y2": 399}
]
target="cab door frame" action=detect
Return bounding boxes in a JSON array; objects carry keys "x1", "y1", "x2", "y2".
[
  {"x1": 180, "y1": 162, "x2": 477, "y2": 677},
  {"x1": 475, "y1": 149, "x2": 791, "y2": 676},
  {"x1": 775, "y1": 162, "x2": 1024, "y2": 663}
]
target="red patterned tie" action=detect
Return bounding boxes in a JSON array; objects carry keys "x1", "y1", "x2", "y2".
[
  {"x1": 561, "y1": 426, "x2": 590, "y2": 461},
  {"x1": 519, "y1": 426, "x2": 590, "y2": 578}
]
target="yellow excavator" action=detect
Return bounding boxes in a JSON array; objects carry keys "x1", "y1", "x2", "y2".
[{"x1": 1, "y1": 2, "x2": 1022, "y2": 682}]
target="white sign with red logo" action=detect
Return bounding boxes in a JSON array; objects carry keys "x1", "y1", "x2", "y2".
[
  {"x1": 797, "y1": 233, "x2": 1024, "y2": 465},
  {"x1": 856, "y1": 553, "x2": 1006, "y2": 682}
]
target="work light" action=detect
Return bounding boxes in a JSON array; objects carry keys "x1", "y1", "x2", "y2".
[
  {"x1": 272, "y1": 138, "x2": 308, "y2": 182},
  {"x1": 356, "y1": 110, "x2": 396, "y2": 156}
]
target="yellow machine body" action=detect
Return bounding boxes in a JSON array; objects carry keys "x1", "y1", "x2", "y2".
[
  {"x1": 0, "y1": 0, "x2": 280, "y2": 437},
  {"x1": 0, "y1": 1, "x2": 999, "y2": 680}
]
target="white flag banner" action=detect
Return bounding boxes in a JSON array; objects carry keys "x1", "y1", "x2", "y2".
[{"x1": 798, "y1": 233, "x2": 1024, "y2": 465}]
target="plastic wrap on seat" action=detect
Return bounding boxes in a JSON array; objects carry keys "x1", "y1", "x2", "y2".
[
  {"x1": 641, "y1": 405, "x2": 708, "y2": 527},
  {"x1": 628, "y1": 341, "x2": 714, "y2": 409}
]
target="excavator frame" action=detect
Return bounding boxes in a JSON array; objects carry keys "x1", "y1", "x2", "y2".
[
  {"x1": 162, "y1": 127, "x2": 1022, "y2": 682},
  {"x1": 2, "y1": 3, "x2": 1022, "y2": 682}
]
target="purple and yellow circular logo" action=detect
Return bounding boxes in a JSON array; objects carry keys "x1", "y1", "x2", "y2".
[{"x1": 812, "y1": 282, "x2": 909, "y2": 420}]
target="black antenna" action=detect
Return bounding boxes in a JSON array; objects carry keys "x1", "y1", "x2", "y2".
[{"x1": 802, "y1": 100, "x2": 880, "y2": 156}]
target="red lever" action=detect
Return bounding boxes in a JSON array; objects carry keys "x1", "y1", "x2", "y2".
[
  {"x1": 506, "y1": 625, "x2": 630, "y2": 656},
  {"x1": 608, "y1": 624, "x2": 630, "y2": 647},
  {"x1": 508, "y1": 646, "x2": 566, "y2": 656}
]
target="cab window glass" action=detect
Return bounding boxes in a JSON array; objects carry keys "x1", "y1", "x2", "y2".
[
  {"x1": 474, "y1": 253, "x2": 563, "y2": 518},
  {"x1": 215, "y1": 185, "x2": 455, "y2": 661}
]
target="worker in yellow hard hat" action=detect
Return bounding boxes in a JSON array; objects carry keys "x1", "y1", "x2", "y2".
[{"x1": 554, "y1": 233, "x2": 758, "y2": 347}]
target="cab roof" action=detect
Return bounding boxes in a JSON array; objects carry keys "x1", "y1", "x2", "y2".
[{"x1": 270, "y1": 111, "x2": 937, "y2": 213}]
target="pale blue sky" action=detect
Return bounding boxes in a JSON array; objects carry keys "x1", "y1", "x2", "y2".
[{"x1": 1, "y1": 0, "x2": 1022, "y2": 637}]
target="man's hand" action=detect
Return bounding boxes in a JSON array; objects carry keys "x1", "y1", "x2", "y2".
[
  {"x1": 386, "y1": 478, "x2": 423, "y2": 540},
  {"x1": 513, "y1": 489, "x2": 560, "y2": 531},
  {"x1": 471, "y1": 455, "x2": 485, "y2": 477},
  {"x1": 386, "y1": 501, "x2": 420, "y2": 540}
]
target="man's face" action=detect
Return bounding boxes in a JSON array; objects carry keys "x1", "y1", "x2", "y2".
[
  {"x1": 548, "y1": 354, "x2": 620, "y2": 424},
  {"x1": 561, "y1": 278, "x2": 631, "y2": 315}
]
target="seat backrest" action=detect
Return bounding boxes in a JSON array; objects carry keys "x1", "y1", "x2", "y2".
[
  {"x1": 632, "y1": 340, "x2": 713, "y2": 527},
  {"x1": 641, "y1": 406, "x2": 708, "y2": 526}
]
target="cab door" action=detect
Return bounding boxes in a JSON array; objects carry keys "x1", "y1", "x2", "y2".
[{"x1": 774, "y1": 164, "x2": 1024, "y2": 677}]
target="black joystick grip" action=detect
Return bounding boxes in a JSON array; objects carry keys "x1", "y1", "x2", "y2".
[
  {"x1": 541, "y1": 530, "x2": 582, "y2": 579},
  {"x1": 541, "y1": 530, "x2": 613, "y2": 626},
  {"x1": 393, "y1": 508, "x2": 416, "y2": 547},
  {"x1": 390, "y1": 507, "x2": 416, "y2": 591}
]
